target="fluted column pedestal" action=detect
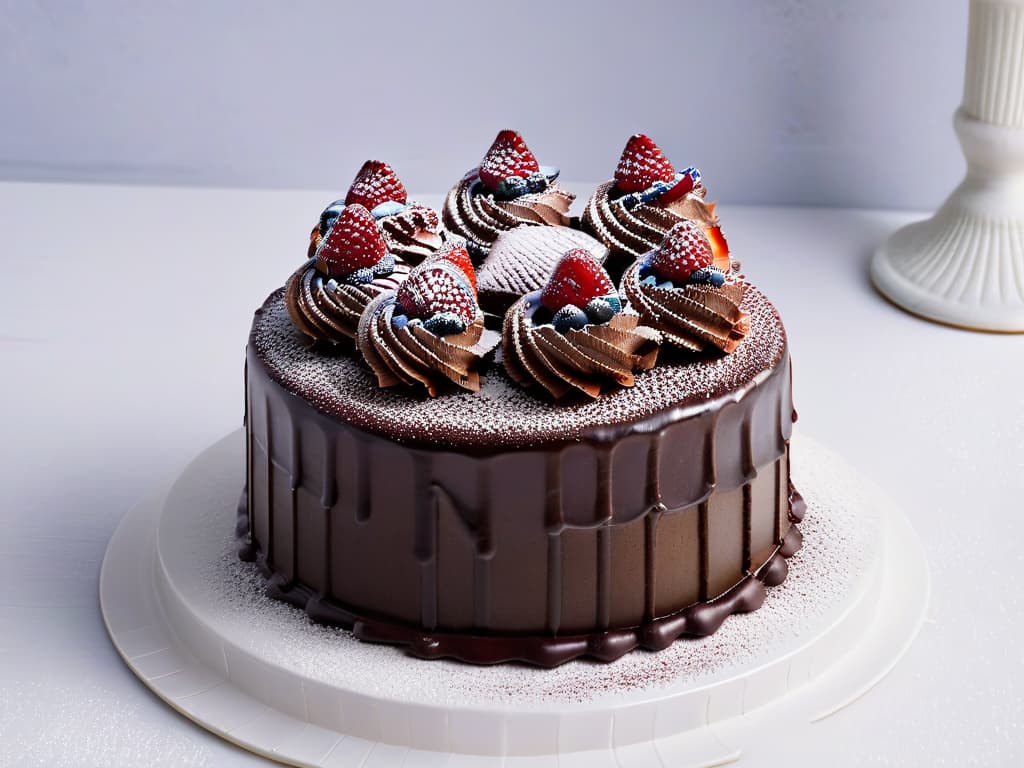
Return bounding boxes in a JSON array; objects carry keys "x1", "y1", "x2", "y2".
[{"x1": 872, "y1": 0, "x2": 1024, "y2": 332}]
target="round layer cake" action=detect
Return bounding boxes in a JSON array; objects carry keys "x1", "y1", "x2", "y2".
[{"x1": 239, "y1": 283, "x2": 802, "y2": 667}]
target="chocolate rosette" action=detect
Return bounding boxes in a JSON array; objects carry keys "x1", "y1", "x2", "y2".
[
  {"x1": 356, "y1": 260, "x2": 499, "y2": 397},
  {"x1": 621, "y1": 222, "x2": 750, "y2": 354},
  {"x1": 501, "y1": 249, "x2": 660, "y2": 400},
  {"x1": 286, "y1": 258, "x2": 410, "y2": 345},
  {"x1": 286, "y1": 204, "x2": 410, "y2": 345},
  {"x1": 442, "y1": 130, "x2": 573, "y2": 259},
  {"x1": 581, "y1": 134, "x2": 730, "y2": 271}
]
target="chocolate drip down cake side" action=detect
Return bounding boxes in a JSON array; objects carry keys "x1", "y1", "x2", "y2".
[{"x1": 238, "y1": 132, "x2": 806, "y2": 667}]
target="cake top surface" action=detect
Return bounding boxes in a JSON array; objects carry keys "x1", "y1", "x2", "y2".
[{"x1": 250, "y1": 284, "x2": 787, "y2": 449}]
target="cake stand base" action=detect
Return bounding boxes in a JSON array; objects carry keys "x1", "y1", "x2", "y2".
[
  {"x1": 871, "y1": 109, "x2": 1024, "y2": 333},
  {"x1": 100, "y1": 432, "x2": 928, "y2": 767}
]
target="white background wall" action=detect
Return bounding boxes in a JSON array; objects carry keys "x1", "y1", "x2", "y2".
[{"x1": 0, "y1": 0, "x2": 968, "y2": 209}]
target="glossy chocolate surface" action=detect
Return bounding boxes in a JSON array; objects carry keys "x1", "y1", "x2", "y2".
[{"x1": 239, "y1": 288, "x2": 798, "y2": 666}]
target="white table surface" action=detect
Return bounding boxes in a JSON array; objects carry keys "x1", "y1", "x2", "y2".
[{"x1": 1, "y1": 181, "x2": 1022, "y2": 766}]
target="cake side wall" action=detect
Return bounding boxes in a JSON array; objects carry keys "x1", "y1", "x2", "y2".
[{"x1": 241, "y1": 345, "x2": 796, "y2": 641}]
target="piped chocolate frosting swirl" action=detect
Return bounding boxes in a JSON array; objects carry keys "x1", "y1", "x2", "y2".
[
  {"x1": 285, "y1": 258, "x2": 410, "y2": 345},
  {"x1": 581, "y1": 134, "x2": 730, "y2": 269},
  {"x1": 287, "y1": 203, "x2": 411, "y2": 345},
  {"x1": 357, "y1": 295, "x2": 499, "y2": 397},
  {"x1": 621, "y1": 261, "x2": 749, "y2": 353},
  {"x1": 442, "y1": 131, "x2": 574, "y2": 259},
  {"x1": 502, "y1": 292, "x2": 661, "y2": 400}
]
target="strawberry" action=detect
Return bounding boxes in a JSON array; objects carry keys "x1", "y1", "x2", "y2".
[
  {"x1": 540, "y1": 249, "x2": 616, "y2": 314},
  {"x1": 649, "y1": 221, "x2": 714, "y2": 283},
  {"x1": 314, "y1": 204, "x2": 389, "y2": 279},
  {"x1": 344, "y1": 160, "x2": 408, "y2": 211},
  {"x1": 424, "y1": 240, "x2": 477, "y2": 294},
  {"x1": 478, "y1": 130, "x2": 540, "y2": 192},
  {"x1": 396, "y1": 262, "x2": 478, "y2": 327},
  {"x1": 704, "y1": 225, "x2": 731, "y2": 269},
  {"x1": 614, "y1": 134, "x2": 675, "y2": 193}
]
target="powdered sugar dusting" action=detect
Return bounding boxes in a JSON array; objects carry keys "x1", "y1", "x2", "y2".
[
  {"x1": 250, "y1": 284, "x2": 787, "y2": 448},
  {"x1": 200, "y1": 438, "x2": 878, "y2": 707}
]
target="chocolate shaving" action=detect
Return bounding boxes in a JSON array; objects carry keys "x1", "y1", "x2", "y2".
[
  {"x1": 501, "y1": 292, "x2": 661, "y2": 400},
  {"x1": 620, "y1": 260, "x2": 750, "y2": 354},
  {"x1": 356, "y1": 293, "x2": 500, "y2": 397}
]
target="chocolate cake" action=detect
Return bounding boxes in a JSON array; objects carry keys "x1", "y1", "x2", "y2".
[{"x1": 237, "y1": 135, "x2": 804, "y2": 667}]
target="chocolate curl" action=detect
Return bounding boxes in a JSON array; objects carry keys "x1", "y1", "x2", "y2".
[
  {"x1": 285, "y1": 258, "x2": 411, "y2": 345},
  {"x1": 501, "y1": 293, "x2": 661, "y2": 400},
  {"x1": 620, "y1": 260, "x2": 750, "y2": 354},
  {"x1": 356, "y1": 293, "x2": 499, "y2": 397}
]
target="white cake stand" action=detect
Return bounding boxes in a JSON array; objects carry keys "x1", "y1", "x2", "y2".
[
  {"x1": 100, "y1": 432, "x2": 928, "y2": 767},
  {"x1": 872, "y1": 0, "x2": 1024, "y2": 332}
]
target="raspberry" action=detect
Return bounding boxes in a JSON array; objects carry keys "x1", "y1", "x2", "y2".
[
  {"x1": 344, "y1": 160, "x2": 408, "y2": 211},
  {"x1": 314, "y1": 204, "x2": 388, "y2": 280},
  {"x1": 478, "y1": 130, "x2": 541, "y2": 192},
  {"x1": 396, "y1": 262, "x2": 478, "y2": 328},
  {"x1": 648, "y1": 221, "x2": 715, "y2": 283},
  {"x1": 613, "y1": 134, "x2": 675, "y2": 194},
  {"x1": 540, "y1": 249, "x2": 616, "y2": 314}
]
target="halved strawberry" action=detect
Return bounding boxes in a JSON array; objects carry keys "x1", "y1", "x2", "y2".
[
  {"x1": 396, "y1": 262, "x2": 478, "y2": 326},
  {"x1": 614, "y1": 134, "x2": 676, "y2": 194},
  {"x1": 478, "y1": 130, "x2": 541, "y2": 192},
  {"x1": 424, "y1": 240, "x2": 477, "y2": 294},
  {"x1": 314, "y1": 204, "x2": 389, "y2": 279},
  {"x1": 704, "y1": 225, "x2": 731, "y2": 270},
  {"x1": 345, "y1": 160, "x2": 408, "y2": 211},
  {"x1": 649, "y1": 221, "x2": 714, "y2": 283},
  {"x1": 540, "y1": 249, "x2": 616, "y2": 314}
]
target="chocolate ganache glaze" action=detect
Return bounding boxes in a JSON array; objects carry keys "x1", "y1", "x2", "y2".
[{"x1": 239, "y1": 282, "x2": 802, "y2": 666}]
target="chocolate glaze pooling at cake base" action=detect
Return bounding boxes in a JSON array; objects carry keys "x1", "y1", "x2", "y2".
[{"x1": 239, "y1": 285, "x2": 799, "y2": 666}]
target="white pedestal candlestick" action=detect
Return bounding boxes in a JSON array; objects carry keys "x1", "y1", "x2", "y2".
[{"x1": 872, "y1": 0, "x2": 1024, "y2": 332}]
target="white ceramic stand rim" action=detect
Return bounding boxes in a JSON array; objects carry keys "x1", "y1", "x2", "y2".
[{"x1": 100, "y1": 432, "x2": 929, "y2": 767}]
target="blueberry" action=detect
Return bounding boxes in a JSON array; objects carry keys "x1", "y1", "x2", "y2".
[
  {"x1": 495, "y1": 176, "x2": 527, "y2": 199},
  {"x1": 619, "y1": 193, "x2": 641, "y2": 210},
  {"x1": 604, "y1": 293, "x2": 622, "y2": 313},
  {"x1": 346, "y1": 267, "x2": 375, "y2": 285},
  {"x1": 318, "y1": 200, "x2": 346, "y2": 236},
  {"x1": 552, "y1": 304, "x2": 589, "y2": 333},
  {"x1": 371, "y1": 201, "x2": 407, "y2": 218},
  {"x1": 641, "y1": 275, "x2": 659, "y2": 287},
  {"x1": 373, "y1": 253, "x2": 396, "y2": 276},
  {"x1": 585, "y1": 298, "x2": 615, "y2": 324},
  {"x1": 423, "y1": 312, "x2": 467, "y2": 336},
  {"x1": 639, "y1": 181, "x2": 670, "y2": 204},
  {"x1": 391, "y1": 313, "x2": 409, "y2": 330},
  {"x1": 523, "y1": 171, "x2": 549, "y2": 194},
  {"x1": 689, "y1": 268, "x2": 726, "y2": 287}
]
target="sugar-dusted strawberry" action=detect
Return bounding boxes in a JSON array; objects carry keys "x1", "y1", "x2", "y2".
[
  {"x1": 396, "y1": 261, "x2": 479, "y2": 330},
  {"x1": 314, "y1": 204, "x2": 389, "y2": 280},
  {"x1": 540, "y1": 249, "x2": 616, "y2": 314},
  {"x1": 614, "y1": 134, "x2": 676, "y2": 194},
  {"x1": 649, "y1": 221, "x2": 714, "y2": 283},
  {"x1": 424, "y1": 240, "x2": 477, "y2": 294},
  {"x1": 345, "y1": 160, "x2": 408, "y2": 211},
  {"x1": 478, "y1": 130, "x2": 541, "y2": 192}
]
